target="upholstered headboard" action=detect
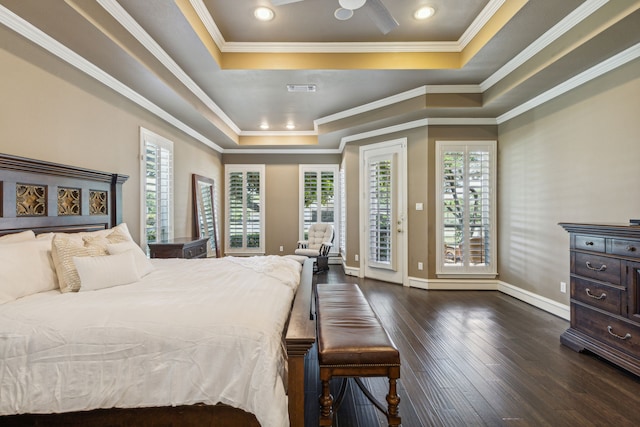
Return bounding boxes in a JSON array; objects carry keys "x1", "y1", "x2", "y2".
[{"x1": 0, "y1": 153, "x2": 128, "y2": 236}]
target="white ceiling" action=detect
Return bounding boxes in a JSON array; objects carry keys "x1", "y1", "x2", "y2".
[{"x1": 1, "y1": 0, "x2": 639, "y2": 152}]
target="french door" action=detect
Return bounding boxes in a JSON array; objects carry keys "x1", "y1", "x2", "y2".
[{"x1": 360, "y1": 139, "x2": 407, "y2": 284}]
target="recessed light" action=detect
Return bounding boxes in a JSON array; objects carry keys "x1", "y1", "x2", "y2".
[
  {"x1": 260, "y1": 122, "x2": 270, "y2": 130},
  {"x1": 414, "y1": 6, "x2": 435, "y2": 20},
  {"x1": 286, "y1": 122, "x2": 296, "y2": 130},
  {"x1": 254, "y1": 7, "x2": 274, "y2": 21}
]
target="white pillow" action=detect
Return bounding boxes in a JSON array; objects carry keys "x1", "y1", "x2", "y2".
[
  {"x1": 0, "y1": 239, "x2": 58, "y2": 304},
  {"x1": 107, "y1": 241, "x2": 154, "y2": 277},
  {"x1": 73, "y1": 251, "x2": 140, "y2": 292},
  {"x1": 0, "y1": 230, "x2": 36, "y2": 243},
  {"x1": 51, "y1": 234, "x2": 107, "y2": 293}
]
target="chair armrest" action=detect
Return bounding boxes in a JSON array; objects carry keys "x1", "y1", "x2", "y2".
[
  {"x1": 319, "y1": 242, "x2": 333, "y2": 256},
  {"x1": 297, "y1": 240, "x2": 308, "y2": 249}
]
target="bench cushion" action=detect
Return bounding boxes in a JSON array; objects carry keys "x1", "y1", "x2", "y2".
[{"x1": 316, "y1": 283, "x2": 400, "y2": 366}]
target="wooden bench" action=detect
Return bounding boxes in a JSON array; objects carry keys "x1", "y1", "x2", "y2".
[{"x1": 315, "y1": 283, "x2": 401, "y2": 427}]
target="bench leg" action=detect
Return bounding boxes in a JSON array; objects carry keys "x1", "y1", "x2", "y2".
[
  {"x1": 386, "y1": 372, "x2": 401, "y2": 427},
  {"x1": 319, "y1": 374, "x2": 333, "y2": 426}
]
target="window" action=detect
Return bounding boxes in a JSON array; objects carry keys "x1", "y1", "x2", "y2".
[
  {"x1": 368, "y1": 156, "x2": 393, "y2": 267},
  {"x1": 225, "y1": 165, "x2": 265, "y2": 255},
  {"x1": 436, "y1": 141, "x2": 496, "y2": 276},
  {"x1": 140, "y1": 128, "x2": 173, "y2": 249},
  {"x1": 299, "y1": 165, "x2": 339, "y2": 255}
]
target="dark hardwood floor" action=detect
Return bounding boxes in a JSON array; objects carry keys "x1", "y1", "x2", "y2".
[{"x1": 304, "y1": 266, "x2": 640, "y2": 427}]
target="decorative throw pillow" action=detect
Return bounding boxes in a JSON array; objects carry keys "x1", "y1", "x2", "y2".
[
  {"x1": 0, "y1": 230, "x2": 36, "y2": 243},
  {"x1": 73, "y1": 251, "x2": 140, "y2": 292},
  {"x1": 82, "y1": 222, "x2": 133, "y2": 250},
  {"x1": 0, "y1": 239, "x2": 58, "y2": 304},
  {"x1": 51, "y1": 234, "x2": 107, "y2": 293},
  {"x1": 107, "y1": 241, "x2": 154, "y2": 277}
]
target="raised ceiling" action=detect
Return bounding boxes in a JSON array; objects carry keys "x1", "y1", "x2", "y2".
[{"x1": 1, "y1": 0, "x2": 639, "y2": 152}]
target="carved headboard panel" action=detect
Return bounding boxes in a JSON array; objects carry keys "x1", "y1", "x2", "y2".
[{"x1": 0, "y1": 153, "x2": 128, "y2": 236}]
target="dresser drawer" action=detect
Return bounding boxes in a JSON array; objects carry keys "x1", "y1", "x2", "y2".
[
  {"x1": 573, "y1": 304, "x2": 640, "y2": 356},
  {"x1": 610, "y1": 239, "x2": 640, "y2": 258},
  {"x1": 571, "y1": 276, "x2": 622, "y2": 315},
  {"x1": 183, "y1": 241, "x2": 207, "y2": 259},
  {"x1": 575, "y1": 235, "x2": 605, "y2": 253},
  {"x1": 574, "y1": 252, "x2": 621, "y2": 284}
]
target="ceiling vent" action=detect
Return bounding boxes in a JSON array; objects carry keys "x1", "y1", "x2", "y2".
[{"x1": 287, "y1": 84, "x2": 317, "y2": 93}]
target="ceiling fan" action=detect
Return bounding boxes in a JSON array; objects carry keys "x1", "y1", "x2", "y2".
[{"x1": 270, "y1": 0, "x2": 399, "y2": 35}]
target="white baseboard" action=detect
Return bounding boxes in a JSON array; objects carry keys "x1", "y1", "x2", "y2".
[
  {"x1": 406, "y1": 276, "x2": 570, "y2": 320},
  {"x1": 342, "y1": 261, "x2": 359, "y2": 277}
]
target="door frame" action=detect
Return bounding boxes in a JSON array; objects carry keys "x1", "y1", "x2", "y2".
[{"x1": 359, "y1": 138, "x2": 408, "y2": 286}]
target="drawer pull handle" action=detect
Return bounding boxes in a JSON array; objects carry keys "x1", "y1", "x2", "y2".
[
  {"x1": 585, "y1": 261, "x2": 606, "y2": 272},
  {"x1": 607, "y1": 326, "x2": 631, "y2": 341},
  {"x1": 626, "y1": 245, "x2": 637, "y2": 252},
  {"x1": 585, "y1": 288, "x2": 606, "y2": 300},
  {"x1": 584, "y1": 241, "x2": 594, "y2": 246}
]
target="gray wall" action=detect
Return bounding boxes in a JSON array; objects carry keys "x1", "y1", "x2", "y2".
[
  {"x1": 497, "y1": 58, "x2": 640, "y2": 304},
  {"x1": 0, "y1": 30, "x2": 223, "y2": 244}
]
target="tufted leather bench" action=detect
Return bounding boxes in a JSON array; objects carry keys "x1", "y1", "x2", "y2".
[{"x1": 315, "y1": 283, "x2": 401, "y2": 427}]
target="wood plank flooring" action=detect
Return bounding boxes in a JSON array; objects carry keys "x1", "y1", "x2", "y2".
[{"x1": 304, "y1": 267, "x2": 640, "y2": 426}]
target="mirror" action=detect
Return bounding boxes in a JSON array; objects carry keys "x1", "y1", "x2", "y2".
[{"x1": 192, "y1": 174, "x2": 220, "y2": 258}]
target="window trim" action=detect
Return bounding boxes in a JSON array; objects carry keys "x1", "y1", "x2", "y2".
[
  {"x1": 298, "y1": 164, "x2": 340, "y2": 255},
  {"x1": 224, "y1": 164, "x2": 266, "y2": 255},
  {"x1": 139, "y1": 127, "x2": 174, "y2": 249},
  {"x1": 435, "y1": 140, "x2": 497, "y2": 277}
]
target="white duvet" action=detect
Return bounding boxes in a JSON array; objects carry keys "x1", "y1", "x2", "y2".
[{"x1": 0, "y1": 255, "x2": 302, "y2": 427}]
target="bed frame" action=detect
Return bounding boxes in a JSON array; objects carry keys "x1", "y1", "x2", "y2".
[{"x1": 0, "y1": 153, "x2": 316, "y2": 427}]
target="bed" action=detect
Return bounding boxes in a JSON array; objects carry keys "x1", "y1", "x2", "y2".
[{"x1": 0, "y1": 153, "x2": 316, "y2": 427}]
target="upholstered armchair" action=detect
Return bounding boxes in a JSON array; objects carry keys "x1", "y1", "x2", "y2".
[{"x1": 295, "y1": 223, "x2": 334, "y2": 272}]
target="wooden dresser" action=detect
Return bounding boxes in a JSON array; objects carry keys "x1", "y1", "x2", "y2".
[
  {"x1": 148, "y1": 237, "x2": 208, "y2": 259},
  {"x1": 560, "y1": 223, "x2": 640, "y2": 376}
]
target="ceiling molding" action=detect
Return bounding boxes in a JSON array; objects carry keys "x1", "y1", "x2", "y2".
[
  {"x1": 458, "y1": 0, "x2": 506, "y2": 49},
  {"x1": 314, "y1": 85, "x2": 482, "y2": 131},
  {"x1": 239, "y1": 131, "x2": 317, "y2": 137},
  {"x1": 481, "y1": 0, "x2": 609, "y2": 91},
  {"x1": 97, "y1": 0, "x2": 241, "y2": 135},
  {"x1": 188, "y1": 0, "x2": 226, "y2": 48},
  {"x1": 221, "y1": 41, "x2": 461, "y2": 54},
  {"x1": 497, "y1": 42, "x2": 640, "y2": 124},
  {"x1": 191, "y1": 0, "x2": 505, "y2": 54},
  {"x1": 223, "y1": 148, "x2": 342, "y2": 154},
  {"x1": 337, "y1": 117, "x2": 499, "y2": 152},
  {"x1": 0, "y1": 4, "x2": 225, "y2": 153}
]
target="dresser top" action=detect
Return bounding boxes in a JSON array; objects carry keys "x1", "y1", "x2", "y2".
[{"x1": 560, "y1": 222, "x2": 640, "y2": 238}]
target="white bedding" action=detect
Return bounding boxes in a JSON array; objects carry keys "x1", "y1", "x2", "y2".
[{"x1": 0, "y1": 255, "x2": 303, "y2": 427}]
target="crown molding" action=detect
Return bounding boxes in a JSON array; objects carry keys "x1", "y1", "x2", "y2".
[
  {"x1": 498, "y1": 42, "x2": 640, "y2": 124},
  {"x1": 337, "y1": 117, "x2": 497, "y2": 151},
  {"x1": 223, "y1": 148, "x2": 342, "y2": 155},
  {"x1": 0, "y1": 4, "x2": 225, "y2": 153},
  {"x1": 97, "y1": 0, "x2": 240, "y2": 135},
  {"x1": 191, "y1": 0, "x2": 505, "y2": 54},
  {"x1": 314, "y1": 85, "x2": 482, "y2": 131},
  {"x1": 458, "y1": 0, "x2": 506, "y2": 49},
  {"x1": 189, "y1": 0, "x2": 226, "y2": 48},
  {"x1": 481, "y1": 0, "x2": 609, "y2": 91},
  {"x1": 221, "y1": 41, "x2": 461, "y2": 54},
  {"x1": 239, "y1": 131, "x2": 317, "y2": 137}
]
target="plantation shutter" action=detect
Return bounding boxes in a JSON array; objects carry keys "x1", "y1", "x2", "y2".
[
  {"x1": 437, "y1": 141, "x2": 496, "y2": 276},
  {"x1": 225, "y1": 165, "x2": 265, "y2": 254},
  {"x1": 368, "y1": 156, "x2": 393, "y2": 268},
  {"x1": 144, "y1": 134, "x2": 173, "y2": 245}
]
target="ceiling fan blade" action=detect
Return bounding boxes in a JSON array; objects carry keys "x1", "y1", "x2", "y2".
[
  {"x1": 270, "y1": 0, "x2": 304, "y2": 5},
  {"x1": 362, "y1": 0, "x2": 399, "y2": 34}
]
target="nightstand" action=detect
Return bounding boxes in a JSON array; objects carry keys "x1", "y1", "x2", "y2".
[{"x1": 148, "y1": 237, "x2": 209, "y2": 259}]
